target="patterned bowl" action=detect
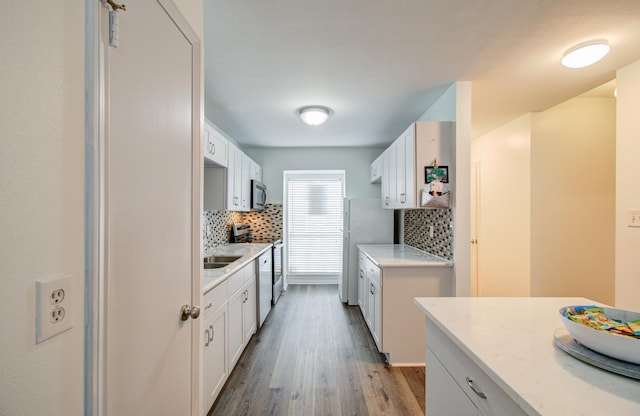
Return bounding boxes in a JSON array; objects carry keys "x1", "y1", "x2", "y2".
[{"x1": 559, "y1": 305, "x2": 640, "y2": 365}]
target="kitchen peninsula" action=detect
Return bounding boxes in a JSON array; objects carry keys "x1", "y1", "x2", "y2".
[
  {"x1": 357, "y1": 244, "x2": 452, "y2": 365},
  {"x1": 415, "y1": 297, "x2": 640, "y2": 415}
]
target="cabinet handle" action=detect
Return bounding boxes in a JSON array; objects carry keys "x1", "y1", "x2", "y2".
[
  {"x1": 359, "y1": 270, "x2": 364, "y2": 279},
  {"x1": 209, "y1": 325, "x2": 214, "y2": 342},
  {"x1": 204, "y1": 302, "x2": 213, "y2": 311},
  {"x1": 211, "y1": 143, "x2": 215, "y2": 154},
  {"x1": 205, "y1": 329, "x2": 210, "y2": 347},
  {"x1": 465, "y1": 377, "x2": 487, "y2": 399}
]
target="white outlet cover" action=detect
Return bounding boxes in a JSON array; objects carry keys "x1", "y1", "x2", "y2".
[
  {"x1": 628, "y1": 209, "x2": 640, "y2": 227},
  {"x1": 36, "y1": 274, "x2": 72, "y2": 344}
]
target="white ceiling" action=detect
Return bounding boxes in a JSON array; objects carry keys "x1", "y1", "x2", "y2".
[{"x1": 203, "y1": 0, "x2": 640, "y2": 148}]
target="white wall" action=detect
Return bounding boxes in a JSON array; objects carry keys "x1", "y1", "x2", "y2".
[
  {"x1": 531, "y1": 98, "x2": 616, "y2": 304},
  {"x1": 0, "y1": 2, "x2": 85, "y2": 415},
  {"x1": 245, "y1": 147, "x2": 385, "y2": 202},
  {"x1": 615, "y1": 59, "x2": 640, "y2": 310},
  {"x1": 472, "y1": 114, "x2": 531, "y2": 296},
  {"x1": 418, "y1": 82, "x2": 472, "y2": 296}
]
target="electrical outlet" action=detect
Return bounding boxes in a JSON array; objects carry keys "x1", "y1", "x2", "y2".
[{"x1": 36, "y1": 274, "x2": 72, "y2": 344}]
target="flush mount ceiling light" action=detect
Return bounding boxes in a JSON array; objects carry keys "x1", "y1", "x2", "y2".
[
  {"x1": 298, "y1": 106, "x2": 331, "y2": 126},
  {"x1": 561, "y1": 40, "x2": 610, "y2": 68}
]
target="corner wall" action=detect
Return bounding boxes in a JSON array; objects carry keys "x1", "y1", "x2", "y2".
[
  {"x1": 0, "y1": 2, "x2": 85, "y2": 415},
  {"x1": 615, "y1": 59, "x2": 640, "y2": 310},
  {"x1": 531, "y1": 98, "x2": 616, "y2": 304}
]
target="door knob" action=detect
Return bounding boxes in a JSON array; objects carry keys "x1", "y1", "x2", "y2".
[{"x1": 180, "y1": 304, "x2": 201, "y2": 321}]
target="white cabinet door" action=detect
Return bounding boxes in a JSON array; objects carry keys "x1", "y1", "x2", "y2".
[
  {"x1": 227, "y1": 286, "x2": 244, "y2": 369},
  {"x1": 202, "y1": 304, "x2": 228, "y2": 415},
  {"x1": 395, "y1": 136, "x2": 406, "y2": 208},
  {"x1": 370, "y1": 154, "x2": 382, "y2": 184},
  {"x1": 240, "y1": 154, "x2": 250, "y2": 211},
  {"x1": 382, "y1": 146, "x2": 397, "y2": 209},
  {"x1": 358, "y1": 253, "x2": 366, "y2": 314},
  {"x1": 401, "y1": 126, "x2": 415, "y2": 207},
  {"x1": 371, "y1": 278, "x2": 382, "y2": 351},
  {"x1": 426, "y1": 348, "x2": 481, "y2": 416},
  {"x1": 243, "y1": 276, "x2": 257, "y2": 342}
]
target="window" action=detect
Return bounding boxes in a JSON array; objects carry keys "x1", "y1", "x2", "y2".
[{"x1": 284, "y1": 171, "x2": 345, "y2": 277}]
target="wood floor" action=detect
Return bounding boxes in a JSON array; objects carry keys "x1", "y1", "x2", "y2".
[{"x1": 208, "y1": 284, "x2": 425, "y2": 416}]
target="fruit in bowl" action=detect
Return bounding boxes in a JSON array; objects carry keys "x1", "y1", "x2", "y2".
[{"x1": 559, "y1": 305, "x2": 640, "y2": 365}]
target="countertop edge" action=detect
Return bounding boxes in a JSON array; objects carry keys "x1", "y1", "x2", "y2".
[
  {"x1": 358, "y1": 244, "x2": 453, "y2": 268},
  {"x1": 202, "y1": 244, "x2": 271, "y2": 295}
]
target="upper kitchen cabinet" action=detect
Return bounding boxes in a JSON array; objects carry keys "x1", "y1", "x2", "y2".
[
  {"x1": 204, "y1": 120, "x2": 228, "y2": 167},
  {"x1": 203, "y1": 123, "x2": 261, "y2": 212},
  {"x1": 370, "y1": 153, "x2": 383, "y2": 184},
  {"x1": 377, "y1": 121, "x2": 453, "y2": 209}
]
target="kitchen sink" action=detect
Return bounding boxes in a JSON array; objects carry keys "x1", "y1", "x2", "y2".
[{"x1": 203, "y1": 255, "x2": 242, "y2": 269}]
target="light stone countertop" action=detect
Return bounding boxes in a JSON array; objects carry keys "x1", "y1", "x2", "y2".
[
  {"x1": 357, "y1": 244, "x2": 452, "y2": 268},
  {"x1": 414, "y1": 297, "x2": 640, "y2": 415},
  {"x1": 202, "y1": 243, "x2": 271, "y2": 294}
]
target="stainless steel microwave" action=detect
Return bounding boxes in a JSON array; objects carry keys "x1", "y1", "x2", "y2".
[{"x1": 251, "y1": 180, "x2": 267, "y2": 211}]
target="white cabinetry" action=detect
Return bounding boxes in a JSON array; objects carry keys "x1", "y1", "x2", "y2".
[
  {"x1": 370, "y1": 153, "x2": 383, "y2": 183},
  {"x1": 201, "y1": 259, "x2": 259, "y2": 415},
  {"x1": 227, "y1": 261, "x2": 257, "y2": 368},
  {"x1": 204, "y1": 139, "x2": 261, "y2": 212},
  {"x1": 202, "y1": 281, "x2": 228, "y2": 414},
  {"x1": 426, "y1": 348, "x2": 481, "y2": 415},
  {"x1": 203, "y1": 121, "x2": 228, "y2": 167},
  {"x1": 357, "y1": 251, "x2": 366, "y2": 314},
  {"x1": 361, "y1": 255, "x2": 382, "y2": 350},
  {"x1": 426, "y1": 319, "x2": 525, "y2": 416},
  {"x1": 357, "y1": 247, "x2": 452, "y2": 365},
  {"x1": 377, "y1": 121, "x2": 452, "y2": 209}
]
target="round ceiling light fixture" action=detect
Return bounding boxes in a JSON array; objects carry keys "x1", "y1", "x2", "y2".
[
  {"x1": 561, "y1": 40, "x2": 610, "y2": 69},
  {"x1": 298, "y1": 106, "x2": 331, "y2": 126}
]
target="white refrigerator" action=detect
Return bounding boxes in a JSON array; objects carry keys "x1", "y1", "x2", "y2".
[{"x1": 340, "y1": 198, "x2": 393, "y2": 305}]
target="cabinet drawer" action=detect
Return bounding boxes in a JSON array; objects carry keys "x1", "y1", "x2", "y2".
[
  {"x1": 203, "y1": 280, "x2": 227, "y2": 317},
  {"x1": 365, "y1": 257, "x2": 381, "y2": 286},
  {"x1": 426, "y1": 320, "x2": 525, "y2": 416},
  {"x1": 227, "y1": 268, "x2": 245, "y2": 295},
  {"x1": 243, "y1": 261, "x2": 255, "y2": 282}
]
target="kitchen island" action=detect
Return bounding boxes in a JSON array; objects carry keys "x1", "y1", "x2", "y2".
[
  {"x1": 358, "y1": 244, "x2": 452, "y2": 365},
  {"x1": 414, "y1": 297, "x2": 640, "y2": 415}
]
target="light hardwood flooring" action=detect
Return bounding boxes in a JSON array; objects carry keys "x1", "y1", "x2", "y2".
[{"x1": 208, "y1": 284, "x2": 425, "y2": 416}]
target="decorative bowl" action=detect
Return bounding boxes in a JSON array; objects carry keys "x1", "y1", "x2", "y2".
[{"x1": 559, "y1": 305, "x2": 640, "y2": 365}]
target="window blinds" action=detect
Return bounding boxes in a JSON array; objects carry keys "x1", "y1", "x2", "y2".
[{"x1": 286, "y1": 175, "x2": 344, "y2": 274}]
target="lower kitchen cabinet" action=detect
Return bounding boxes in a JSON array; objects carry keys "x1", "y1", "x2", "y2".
[
  {"x1": 426, "y1": 348, "x2": 480, "y2": 416},
  {"x1": 426, "y1": 319, "x2": 525, "y2": 416},
  {"x1": 202, "y1": 301, "x2": 228, "y2": 412},
  {"x1": 358, "y1": 247, "x2": 452, "y2": 365},
  {"x1": 202, "y1": 260, "x2": 258, "y2": 415}
]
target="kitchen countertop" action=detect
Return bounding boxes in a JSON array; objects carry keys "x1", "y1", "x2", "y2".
[
  {"x1": 357, "y1": 244, "x2": 452, "y2": 267},
  {"x1": 414, "y1": 297, "x2": 640, "y2": 415},
  {"x1": 202, "y1": 243, "x2": 271, "y2": 294}
]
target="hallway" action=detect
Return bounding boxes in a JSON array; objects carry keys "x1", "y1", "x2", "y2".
[{"x1": 208, "y1": 285, "x2": 425, "y2": 416}]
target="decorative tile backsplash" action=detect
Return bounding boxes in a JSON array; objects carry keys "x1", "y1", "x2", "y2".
[
  {"x1": 403, "y1": 209, "x2": 453, "y2": 260},
  {"x1": 202, "y1": 204, "x2": 283, "y2": 252},
  {"x1": 203, "y1": 203, "x2": 452, "y2": 261},
  {"x1": 242, "y1": 204, "x2": 283, "y2": 243}
]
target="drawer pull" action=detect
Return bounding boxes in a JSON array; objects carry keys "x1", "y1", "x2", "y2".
[
  {"x1": 466, "y1": 377, "x2": 487, "y2": 399},
  {"x1": 204, "y1": 302, "x2": 213, "y2": 311}
]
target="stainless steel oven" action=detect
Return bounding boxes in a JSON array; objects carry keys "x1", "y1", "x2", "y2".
[{"x1": 272, "y1": 239, "x2": 284, "y2": 304}]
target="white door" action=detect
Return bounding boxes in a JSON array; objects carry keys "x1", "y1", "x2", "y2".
[
  {"x1": 98, "y1": 1, "x2": 200, "y2": 414},
  {"x1": 471, "y1": 161, "x2": 480, "y2": 296}
]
